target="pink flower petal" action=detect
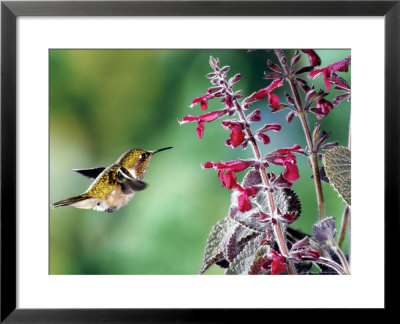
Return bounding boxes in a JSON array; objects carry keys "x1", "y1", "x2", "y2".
[
  {"x1": 201, "y1": 109, "x2": 229, "y2": 122},
  {"x1": 258, "y1": 123, "x2": 281, "y2": 133},
  {"x1": 283, "y1": 160, "x2": 299, "y2": 182},
  {"x1": 308, "y1": 56, "x2": 351, "y2": 91},
  {"x1": 267, "y1": 92, "x2": 281, "y2": 111},
  {"x1": 247, "y1": 109, "x2": 261, "y2": 122},
  {"x1": 202, "y1": 161, "x2": 214, "y2": 169},
  {"x1": 238, "y1": 193, "x2": 253, "y2": 212},
  {"x1": 244, "y1": 79, "x2": 284, "y2": 104},
  {"x1": 221, "y1": 122, "x2": 246, "y2": 148},
  {"x1": 223, "y1": 170, "x2": 237, "y2": 189},
  {"x1": 214, "y1": 160, "x2": 254, "y2": 172},
  {"x1": 196, "y1": 120, "x2": 205, "y2": 139},
  {"x1": 200, "y1": 99, "x2": 208, "y2": 111},
  {"x1": 261, "y1": 259, "x2": 272, "y2": 271},
  {"x1": 271, "y1": 260, "x2": 287, "y2": 275},
  {"x1": 274, "y1": 144, "x2": 304, "y2": 156},
  {"x1": 179, "y1": 115, "x2": 200, "y2": 124},
  {"x1": 265, "y1": 78, "x2": 284, "y2": 92},
  {"x1": 191, "y1": 93, "x2": 214, "y2": 110},
  {"x1": 257, "y1": 133, "x2": 270, "y2": 145}
]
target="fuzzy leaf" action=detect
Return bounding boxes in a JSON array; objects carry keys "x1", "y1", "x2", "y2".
[
  {"x1": 230, "y1": 170, "x2": 301, "y2": 232},
  {"x1": 248, "y1": 257, "x2": 268, "y2": 275},
  {"x1": 313, "y1": 216, "x2": 336, "y2": 242},
  {"x1": 226, "y1": 235, "x2": 264, "y2": 274},
  {"x1": 199, "y1": 217, "x2": 235, "y2": 274},
  {"x1": 323, "y1": 146, "x2": 351, "y2": 205},
  {"x1": 248, "y1": 245, "x2": 270, "y2": 275},
  {"x1": 222, "y1": 225, "x2": 245, "y2": 262}
]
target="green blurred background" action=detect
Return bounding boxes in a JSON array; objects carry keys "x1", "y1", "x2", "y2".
[{"x1": 50, "y1": 49, "x2": 350, "y2": 274}]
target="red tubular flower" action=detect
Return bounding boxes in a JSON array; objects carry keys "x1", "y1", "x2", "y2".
[
  {"x1": 217, "y1": 170, "x2": 237, "y2": 190},
  {"x1": 203, "y1": 160, "x2": 258, "y2": 212},
  {"x1": 244, "y1": 78, "x2": 284, "y2": 108},
  {"x1": 282, "y1": 154, "x2": 299, "y2": 182},
  {"x1": 237, "y1": 193, "x2": 253, "y2": 212},
  {"x1": 203, "y1": 159, "x2": 255, "y2": 190},
  {"x1": 255, "y1": 123, "x2": 281, "y2": 145},
  {"x1": 179, "y1": 109, "x2": 229, "y2": 139},
  {"x1": 313, "y1": 98, "x2": 334, "y2": 120},
  {"x1": 301, "y1": 49, "x2": 321, "y2": 67},
  {"x1": 265, "y1": 145, "x2": 304, "y2": 182},
  {"x1": 296, "y1": 249, "x2": 320, "y2": 261},
  {"x1": 308, "y1": 56, "x2": 351, "y2": 91},
  {"x1": 260, "y1": 259, "x2": 272, "y2": 271},
  {"x1": 221, "y1": 120, "x2": 246, "y2": 148},
  {"x1": 203, "y1": 159, "x2": 255, "y2": 173},
  {"x1": 273, "y1": 144, "x2": 305, "y2": 156},
  {"x1": 190, "y1": 92, "x2": 215, "y2": 111},
  {"x1": 268, "y1": 92, "x2": 282, "y2": 112},
  {"x1": 261, "y1": 249, "x2": 287, "y2": 275},
  {"x1": 235, "y1": 185, "x2": 260, "y2": 212},
  {"x1": 247, "y1": 109, "x2": 261, "y2": 122},
  {"x1": 271, "y1": 259, "x2": 287, "y2": 275},
  {"x1": 256, "y1": 133, "x2": 271, "y2": 145},
  {"x1": 270, "y1": 250, "x2": 287, "y2": 274}
]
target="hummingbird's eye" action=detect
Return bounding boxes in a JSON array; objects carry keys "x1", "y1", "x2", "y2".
[{"x1": 140, "y1": 153, "x2": 149, "y2": 160}]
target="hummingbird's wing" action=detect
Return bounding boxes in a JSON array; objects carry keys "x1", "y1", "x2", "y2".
[
  {"x1": 116, "y1": 167, "x2": 147, "y2": 193},
  {"x1": 73, "y1": 167, "x2": 106, "y2": 180}
]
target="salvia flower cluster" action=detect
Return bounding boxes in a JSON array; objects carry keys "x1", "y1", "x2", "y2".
[{"x1": 180, "y1": 50, "x2": 351, "y2": 275}]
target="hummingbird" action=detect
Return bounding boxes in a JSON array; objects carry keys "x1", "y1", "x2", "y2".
[{"x1": 52, "y1": 147, "x2": 172, "y2": 213}]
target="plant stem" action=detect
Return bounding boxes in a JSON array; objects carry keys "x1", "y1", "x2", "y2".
[
  {"x1": 337, "y1": 206, "x2": 350, "y2": 248},
  {"x1": 274, "y1": 50, "x2": 326, "y2": 220},
  {"x1": 306, "y1": 257, "x2": 347, "y2": 275},
  {"x1": 329, "y1": 235, "x2": 350, "y2": 274},
  {"x1": 298, "y1": 112, "x2": 325, "y2": 220},
  {"x1": 233, "y1": 100, "x2": 296, "y2": 275}
]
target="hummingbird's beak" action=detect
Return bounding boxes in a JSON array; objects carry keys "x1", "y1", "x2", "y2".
[{"x1": 152, "y1": 147, "x2": 173, "y2": 154}]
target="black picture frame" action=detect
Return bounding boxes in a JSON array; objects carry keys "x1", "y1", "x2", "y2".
[{"x1": 1, "y1": 0, "x2": 398, "y2": 321}]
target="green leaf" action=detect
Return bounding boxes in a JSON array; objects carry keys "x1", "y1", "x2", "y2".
[
  {"x1": 323, "y1": 146, "x2": 351, "y2": 205},
  {"x1": 226, "y1": 235, "x2": 265, "y2": 275},
  {"x1": 199, "y1": 217, "x2": 235, "y2": 274}
]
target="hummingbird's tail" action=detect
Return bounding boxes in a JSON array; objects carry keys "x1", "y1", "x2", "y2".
[{"x1": 52, "y1": 194, "x2": 98, "y2": 209}]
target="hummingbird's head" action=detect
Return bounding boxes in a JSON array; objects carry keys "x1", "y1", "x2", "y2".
[{"x1": 118, "y1": 147, "x2": 172, "y2": 180}]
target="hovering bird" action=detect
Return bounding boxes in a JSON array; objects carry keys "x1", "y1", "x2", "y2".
[{"x1": 52, "y1": 147, "x2": 172, "y2": 213}]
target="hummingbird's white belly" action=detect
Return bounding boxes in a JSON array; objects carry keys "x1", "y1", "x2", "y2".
[{"x1": 94, "y1": 187, "x2": 135, "y2": 213}]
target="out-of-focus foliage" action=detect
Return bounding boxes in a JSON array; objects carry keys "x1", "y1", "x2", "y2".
[{"x1": 50, "y1": 49, "x2": 350, "y2": 274}]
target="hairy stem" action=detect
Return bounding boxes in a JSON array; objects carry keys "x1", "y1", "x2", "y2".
[
  {"x1": 298, "y1": 113, "x2": 325, "y2": 220},
  {"x1": 233, "y1": 100, "x2": 296, "y2": 275},
  {"x1": 303, "y1": 257, "x2": 347, "y2": 275},
  {"x1": 329, "y1": 235, "x2": 350, "y2": 274},
  {"x1": 274, "y1": 50, "x2": 326, "y2": 220}
]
